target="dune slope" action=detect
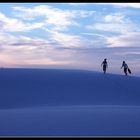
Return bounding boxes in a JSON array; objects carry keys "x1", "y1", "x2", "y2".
[{"x1": 0, "y1": 68, "x2": 140, "y2": 136}]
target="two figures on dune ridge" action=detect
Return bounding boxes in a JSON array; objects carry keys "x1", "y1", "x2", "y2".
[{"x1": 101, "y1": 59, "x2": 131, "y2": 76}]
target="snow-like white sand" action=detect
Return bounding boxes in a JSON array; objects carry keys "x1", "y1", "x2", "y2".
[{"x1": 0, "y1": 68, "x2": 140, "y2": 136}]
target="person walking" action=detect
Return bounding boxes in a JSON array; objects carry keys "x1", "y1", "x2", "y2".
[
  {"x1": 121, "y1": 61, "x2": 131, "y2": 76},
  {"x1": 101, "y1": 58, "x2": 108, "y2": 74}
]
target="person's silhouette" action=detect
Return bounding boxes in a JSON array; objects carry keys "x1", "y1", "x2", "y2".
[
  {"x1": 101, "y1": 59, "x2": 108, "y2": 74},
  {"x1": 121, "y1": 61, "x2": 130, "y2": 76}
]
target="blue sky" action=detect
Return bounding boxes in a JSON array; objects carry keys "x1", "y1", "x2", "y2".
[{"x1": 0, "y1": 3, "x2": 140, "y2": 75}]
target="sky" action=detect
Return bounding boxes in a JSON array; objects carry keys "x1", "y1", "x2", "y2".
[{"x1": 0, "y1": 3, "x2": 140, "y2": 75}]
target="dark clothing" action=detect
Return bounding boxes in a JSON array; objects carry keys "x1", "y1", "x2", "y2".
[
  {"x1": 103, "y1": 65, "x2": 107, "y2": 72},
  {"x1": 101, "y1": 60, "x2": 108, "y2": 74},
  {"x1": 121, "y1": 63, "x2": 128, "y2": 69},
  {"x1": 121, "y1": 62, "x2": 130, "y2": 76},
  {"x1": 124, "y1": 68, "x2": 127, "y2": 75}
]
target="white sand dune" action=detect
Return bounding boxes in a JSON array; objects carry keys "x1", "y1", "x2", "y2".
[{"x1": 0, "y1": 68, "x2": 140, "y2": 136}]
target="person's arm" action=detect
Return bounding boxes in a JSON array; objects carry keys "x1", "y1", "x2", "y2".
[
  {"x1": 121, "y1": 64, "x2": 123, "y2": 69},
  {"x1": 101, "y1": 62, "x2": 103, "y2": 67}
]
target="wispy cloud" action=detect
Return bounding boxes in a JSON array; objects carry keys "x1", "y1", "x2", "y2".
[
  {"x1": 68, "y1": 3, "x2": 140, "y2": 9},
  {"x1": 0, "y1": 12, "x2": 44, "y2": 32},
  {"x1": 0, "y1": 33, "x2": 49, "y2": 47},
  {"x1": 97, "y1": 3, "x2": 140, "y2": 9},
  {"x1": 44, "y1": 29, "x2": 84, "y2": 48},
  {"x1": 107, "y1": 32, "x2": 140, "y2": 47},
  {"x1": 82, "y1": 33, "x2": 107, "y2": 38},
  {"x1": 13, "y1": 5, "x2": 95, "y2": 32},
  {"x1": 86, "y1": 12, "x2": 140, "y2": 34},
  {"x1": 0, "y1": 32, "x2": 78, "y2": 67}
]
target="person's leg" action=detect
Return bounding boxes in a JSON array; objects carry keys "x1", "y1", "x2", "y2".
[
  {"x1": 124, "y1": 68, "x2": 127, "y2": 75},
  {"x1": 103, "y1": 66, "x2": 106, "y2": 74}
]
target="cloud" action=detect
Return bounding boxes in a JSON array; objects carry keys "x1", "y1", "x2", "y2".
[
  {"x1": 82, "y1": 33, "x2": 107, "y2": 38},
  {"x1": 89, "y1": 23, "x2": 133, "y2": 34},
  {"x1": 45, "y1": 30, "x2": 83, "y2": 48},
  {"x1": 13, "y1": 5, "x2": 96, "y2": 31},
  {"x1": 86, "y1": 12, "x2": 140, "y2": 34},
  {"x1": 67, "y1": 3, "x2": 87, "y2": 6},
  {"x1": 0, "y1": 32, "x2": 79, "y2": 67},
  {"x1": 67, "y1": 3, "x2": 140, "y2": 9},
  {"x1": 104, "y1": 13, "x2": 125, "y2": 23},
  {"x1": 0, "y1": 33, "x2": 49, "y2": 47},
  {"x1": 106, "y1": 32, "x2": 140, "y2": 47},
  {"x1": 0, "y1": 12, "x2": 44, "y2": 32},
  {"x1": 43, "y1": 29, "x2": 109, "y2": 49},
  {"x1": 85, "y1": 12, "x2": 140, "y2": 50},
  {"x1": 97, "y1": 3, "x2": 140, "y2": 9},
  {"x1": 114, "y1": 51, "x2": 140, "y2": 60}
]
